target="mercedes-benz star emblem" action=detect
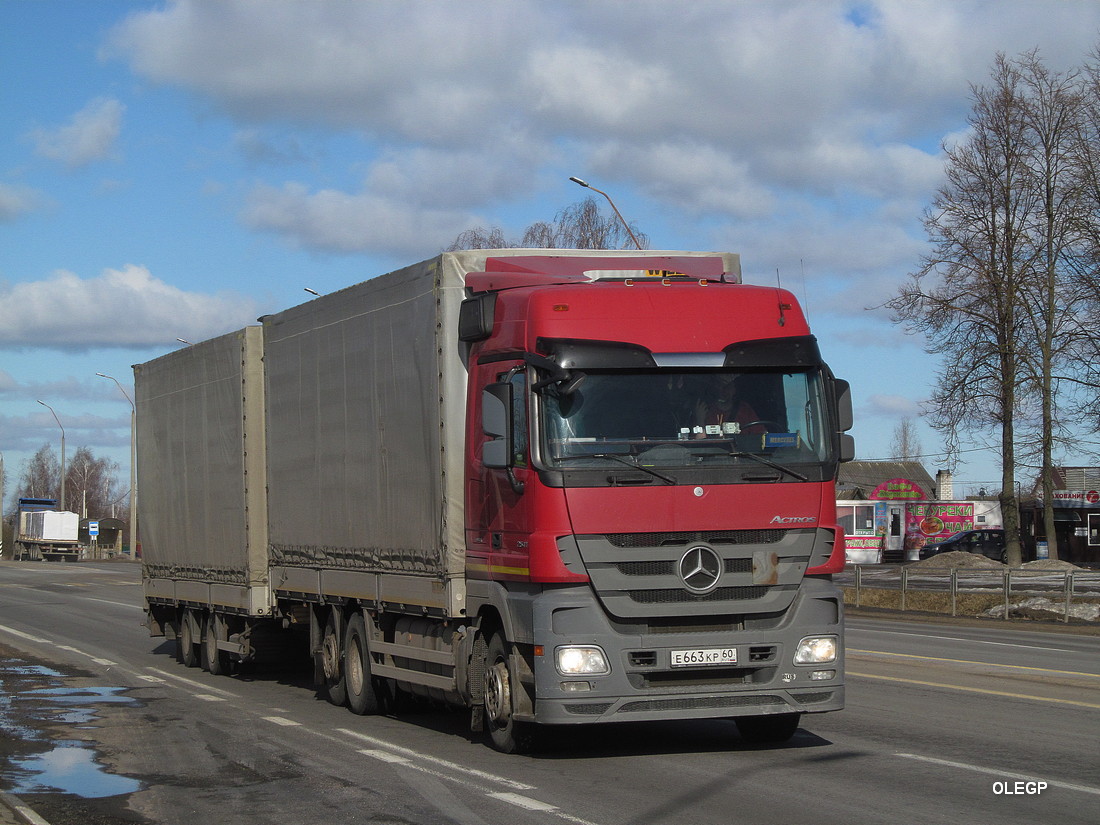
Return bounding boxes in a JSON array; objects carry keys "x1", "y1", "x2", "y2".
[{"x1": 678, "y1": 546, "x2": 722, "y2": 593}]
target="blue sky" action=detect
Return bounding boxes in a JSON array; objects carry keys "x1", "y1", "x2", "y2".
[{"x1": 3, "y1": 0, "x2": 1100, "y2": 511}]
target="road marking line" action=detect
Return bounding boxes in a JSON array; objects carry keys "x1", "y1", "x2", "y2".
[
  {"x1": 849, "y1": 670, "x2": 1100, "y2": 709},
  {"x1": 489, "y1": 792, "x2": 558, "y2": 812},
  {"x1": 848, "y1": 649, "x2": 1100, "y2": 679},
  {"x1": 85, "y1": 597, "x2": 143, "y2": 610},
  {"x1": 193, "y1": 694, "x2": 226, "y2": 702},
  {"x1": 356, "y1": 748, "x2": 602, "y2": 825},
  {"x1": 359, "y1": 748, "x2": 409, "y2": 764},
  {"x1": 263, "y1": 716, "x2": 300, "y2": 727},
  {"x1": 850, "y1": 628, "x2": 1077, "y2": 653},
  {"x1": 145, "y1": 667, "x2": 238, "y2": 698},
  {"x1": 339, "y1": 728, "x2": 534, "y2": 790},
  {"x1": 0, "y1": 624, "x2": 120, "y2": 668},
  {"x1": 897, "y1": 753, "x2": 1100, "y2": 796}
]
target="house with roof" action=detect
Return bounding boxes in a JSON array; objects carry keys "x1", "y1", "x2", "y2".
[{"x1": 836, "y1": 461, "x2": 1002, "y2": 564}]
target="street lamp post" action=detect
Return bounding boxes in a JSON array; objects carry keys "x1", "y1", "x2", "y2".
[
  {"x1": 97, "y1": 373, "x2": 137, "y2": 558},
  {"x1": 568, "y1": 176, "x2": 644, "y2": 250},
  {"x1": 36, "y1": 400, "x2": 66, "y2": 512}
]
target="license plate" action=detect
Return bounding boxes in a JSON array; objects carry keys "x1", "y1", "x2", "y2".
[{"x1": 670, "y1": 647, "x2": 737, "y2": 667}]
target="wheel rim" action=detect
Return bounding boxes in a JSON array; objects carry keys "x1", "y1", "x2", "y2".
[
  {"x1": 485, "y1": 660, "x2": 511, "y2": 726},
  {"x1": 206, "y1": 617, "x2": 217, "y2": 659},
  {"x1": 347, "y1": 636, "x2": 365, "y2": 695},
  {"x1": 181, "y1": 614, "x2": 193, "y2": 648},
  {"x1": 322, "y1": 628, "x2": 341, "y2": 681}
]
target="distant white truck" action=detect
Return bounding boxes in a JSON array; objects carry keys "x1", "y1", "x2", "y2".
[{"x1": 15, "y1": 498, "x2": 81, "y2": 561}]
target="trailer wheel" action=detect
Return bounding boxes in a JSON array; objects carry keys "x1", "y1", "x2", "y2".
[
  {"x1": 484, "y1": 633, "x2": 536, "y2": 754},
  {"x1": 321, "y1": 610, "x2": 347, "y2": 707},
  {"x1": 202, "y1": 612, "x2": 231, "y2": 675},
  {"x1": 734, "y1": 713, "x2": 801, "y2": 745},
  {"x1": 344, "y1": 613, "x2": 379, "y2": 715},
  {"x1": 177, "y1": 610, "x2": 199, "y2": 668}
]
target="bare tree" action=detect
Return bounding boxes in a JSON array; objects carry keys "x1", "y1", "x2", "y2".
[
  {"x1": 15, "y1": 444, "x2": 121, "y2": 520},
  {"x1": 888, "y1": 53, "x2": 1035, "y2": 566},
  {"x1": 889, "y1": 418, "x2": 923, "y2": 461},
  {"x1": 446, "y1": 196, "x2": 649, "y2": 252},
  {"x1": 16, "y1": 444, "x2": 62, "y2": 501}
]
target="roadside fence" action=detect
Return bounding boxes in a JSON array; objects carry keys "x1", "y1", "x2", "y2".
[{"x1": 846, "y1": 565, "x2": 1100, "y2": 623}]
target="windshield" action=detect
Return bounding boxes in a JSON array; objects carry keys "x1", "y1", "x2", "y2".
[{"x1": 540, "y1": 369, "x2": 831, "y2": 477}]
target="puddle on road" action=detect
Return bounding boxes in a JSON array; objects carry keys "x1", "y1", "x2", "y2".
[
  {"x1": 9, "y1": 741, "x2": 142, "y2": 798},
  {"x1": 0, "y1": 656, "x2": 145, "y2": 799}
]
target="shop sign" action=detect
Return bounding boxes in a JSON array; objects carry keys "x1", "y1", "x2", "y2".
[
  {"x1": 870, "y1": 478, "x2": 927, "y2": 501},
  {"x1": 1052, "y1": 490, "x2": 1100, "y2": 508},
  {"x1": 845, "y1": 536, "x2": 883, "y2": 550},
  {"x1": 906, "y1": 502, "x2": 974, "y2": 540}
]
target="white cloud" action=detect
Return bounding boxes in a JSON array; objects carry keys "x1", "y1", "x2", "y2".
[
  {"x1": 0, "y1": 265, "x2": 259, "y2": 349},
  {"x1": 864, "y1": 394, "x2": 923, "y2": 419},
  {"x1": 242, "y1": 182, "x2": 472, "y2": 256},
  {"x1": 0, "y1": 182, "x2": 47, "y2": 221},
  {"x1": 102, "y1": 0, "x2": 1100, "y2": 263},
  {"x1": 30, "y1": 98, "x2": 125, "y2": 168}
]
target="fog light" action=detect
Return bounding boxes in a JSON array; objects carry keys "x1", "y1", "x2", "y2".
[
  {"x1": 555, "y1": 645, "x2": 610, "y2": 675},
  {"x1": 794, "y1": 636, "x2": 838, "y2": 664},
  {"x1": 809, "y1": 670, "x2": 836, "y2": 681},
  {"x1": 560, "y1": 681, "x2": 593, "y2": 692}
]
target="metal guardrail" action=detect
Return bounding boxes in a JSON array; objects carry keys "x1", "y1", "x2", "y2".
[{"x1": 845, "y1": 565, "x2": 1100, "y2": 623}]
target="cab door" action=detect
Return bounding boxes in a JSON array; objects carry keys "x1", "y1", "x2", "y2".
[{"x1": 466, "y1": 366, "x2": 532, "y2": 581}]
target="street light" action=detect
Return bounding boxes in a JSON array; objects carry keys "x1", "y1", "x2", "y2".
[
  {"x1": 568, "y1": 176, "x2": 643, "y2": 250},
  {"x1": 304, "y1": 287, "x2": 320, "y2": 296},
  {"x1": 37, "y1": 400, "x2": 66, "y2": 512},
  {"x1": 97, "y1": 372, "x2": 137, "y2": 558}
]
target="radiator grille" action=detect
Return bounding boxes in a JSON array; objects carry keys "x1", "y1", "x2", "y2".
[
  {"x1": 629, "y1": 586, "x2": 768, "y2": 604},
  {"x1": 606, "y1": 530, "x2": 785, "y2": 548}
]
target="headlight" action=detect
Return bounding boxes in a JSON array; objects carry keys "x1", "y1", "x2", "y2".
[
  {"x1": 794, "y1": 636, "x2": 838, "y2": 665},
  {"x1": 555, "y1": 645, "x2": 610, "y2": 675}
]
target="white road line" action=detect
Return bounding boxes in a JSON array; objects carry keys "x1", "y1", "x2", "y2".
[
  {"x1": 263, "y1": 716, "x2": 301, "y2": 727},
  {"x1": 193, "y1": 694, "x2": 227, "y2": 702},
  {"x1": 145, "y1": 667, "x2": 239, "y2": 698},
  {"x1": 851, "y1": 628, "x2": 1077, "y2": 653},
  {"x1": 338, "y1": 728, "x2": 535, "y2": 790},
  {"x1": 0, "y1": 624, "x2": 118, "y2": 667},
  {"x1": 897, "y1": 753, "x2": 1100, "y2": 796},
  {"x1": 489, "y1": 792, "x2": 558, "y2": 812},
  {"x1": 84, "y1": 597, "x2": 143, "y2": 610}
]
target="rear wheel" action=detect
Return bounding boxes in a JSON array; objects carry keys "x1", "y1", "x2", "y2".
[
  {"x1": 177, "y1": 610, "x2": 199, "y2": 668},
  {"x1": 201, "y1": 612, "x2": 230, "y2": 675},
  {"x1": 484, "y1": 633, "x2": 536, "y2": 754},
  {"x1": 344, "y1": 613, "x2": 379, "y2": 715},
  {"x1": 321, "y1": 610, "x2": 347, "y2": 706},
  {"x1": 735, "y1": 712, "x2": 801, "y2": 745}
]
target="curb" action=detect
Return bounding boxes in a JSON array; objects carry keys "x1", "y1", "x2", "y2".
[{"x1": 0, "y1": 792, "x2": 50, "y2": 825}]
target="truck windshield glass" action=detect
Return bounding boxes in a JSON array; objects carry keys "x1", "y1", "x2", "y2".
[{"x1": 540, "y1": 368, "x2": 830, "y2": 471}]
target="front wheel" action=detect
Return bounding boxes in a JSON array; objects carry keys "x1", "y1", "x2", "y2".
[
  {"x1": 344, "y1": 613, "x2": 379, "y2": 715},
  {"x1": 735, "y1": 712, "x2": 801, "y2": 745},
  {"x1": 484, "y1": 633, "x2": 536, "y2": 754}
]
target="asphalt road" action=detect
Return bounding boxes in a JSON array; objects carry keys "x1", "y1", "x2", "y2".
[{"x1": 0, "y1": 560, "x2": 1098, "y2": 825}]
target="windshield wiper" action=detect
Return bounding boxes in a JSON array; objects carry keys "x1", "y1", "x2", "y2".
[
  {"x1": 592, "y1": 453, "x2": 677, "y2": 485},
  {"x1": 730, "y1": 451, "x2": 808, "y2": 481},
  {"x1": 691, "y1": 450, "x2": 808, "y2": 482}
]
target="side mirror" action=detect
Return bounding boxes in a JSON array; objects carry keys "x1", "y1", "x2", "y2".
[
  {"x1": 482, "y1": 383, "x2": 513, "y2": 469},
  {"x1": 834, "y1": 379, "x2": 853, "y2": 432}
]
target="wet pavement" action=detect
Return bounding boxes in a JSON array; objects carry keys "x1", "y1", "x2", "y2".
[{"x1": 0, "y1": 648, "x2": 145, "y2": 825}]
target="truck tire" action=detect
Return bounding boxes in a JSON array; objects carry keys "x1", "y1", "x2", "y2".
[
  {"x1": 177, "y1": 610, "x2": 199, "y2": 668},
  {"x1": 484, "y1": 633, "x2": 536, "y2": 754},
  {"x1": 322, "y1": 610, "x2": 347, "y2": 707},
  {"x1": 344, "y1": 613, "x2": 379, "y2": 715},
  {"x1": 735, "y1": 712, "x2": 801, "y2": 745},
  {"x1": 201, "y1": 612, "x2": 230, "y2": 675}
]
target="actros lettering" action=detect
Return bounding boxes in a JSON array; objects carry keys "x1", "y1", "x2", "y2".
[{"x1": 770, "y1": 516, "x2": 816, "y2": 524}]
